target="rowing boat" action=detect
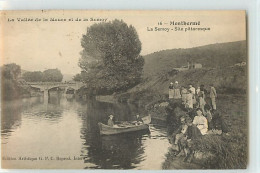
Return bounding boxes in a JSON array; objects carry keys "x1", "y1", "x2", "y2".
[{"x1": 98, "y1": 115, "x2": 151, "y2": 135}]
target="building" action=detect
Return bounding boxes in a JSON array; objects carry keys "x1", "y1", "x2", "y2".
[
  {"x1": 188, "y1": 62, "x2": 202, "y2": 69},
  {"x1": 235, "y1": 61, "x2": 247, "y2": 67}
]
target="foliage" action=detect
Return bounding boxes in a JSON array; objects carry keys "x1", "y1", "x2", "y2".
[
  {"x1": 22, "y1": 71, "x2": 43, "y2": 82},
  {"x1": 2, "y1": 63, "x2": 21, "y2": 80},
  {"x1": 1, "y1": 63, "x2": 24, "y2": 100},
  {"x1": 79, "y1": 19, "x2": 144, "y2": 94},
  {"x1": 143, "y1": 40, "x2": 246, "y2": 77},
  {"x1": 73, "y1": 73, "x2": 82, "y2": 82},
  {"x1": 42, "y1": 69, "x2": 63, "y2": 82},
  {"x1": 192, "y1": 132, "x2": 247, "y2": 169},
  {"x1": 160, "y1": 95, "x2": 247, "y2": 169},
  {"x1": 22, "y1": 69, "x2": 63, "y2": 82}
]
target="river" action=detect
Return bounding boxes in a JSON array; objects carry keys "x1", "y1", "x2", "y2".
[{"x1": 1, "y1": 93, "x2": 171, "y2": 169}]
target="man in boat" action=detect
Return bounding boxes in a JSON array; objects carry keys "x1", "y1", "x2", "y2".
[
  {"x1": 133, "y1": 114, "x2": 144, "y2": 125},
  {"x1": 136, "y1": 114, "x2": 143, "y2": 123},
  {"x1": 107, "y1": 115, "x2": 114, "y2": 127}
]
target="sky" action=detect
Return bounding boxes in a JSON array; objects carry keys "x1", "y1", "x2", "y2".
[{"x1": 0, "y1": 10, "x2": 246, "y2": 75}]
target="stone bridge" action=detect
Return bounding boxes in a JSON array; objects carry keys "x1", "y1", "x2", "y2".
[{"x1": 28, "y1": 82, "x2": 85, "y2": 103}]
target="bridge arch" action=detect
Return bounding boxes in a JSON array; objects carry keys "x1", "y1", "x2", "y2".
[{"x1": 27, "y1": 82, "x2": 85, "y2": 103}]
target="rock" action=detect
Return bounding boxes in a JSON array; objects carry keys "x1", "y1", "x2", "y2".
[
  {"x1": 194, "y1": 151, "x2": 215, "y2": 161},
  {"x1": 159, "y1": 102, "x2": 169, "y2": 107}
]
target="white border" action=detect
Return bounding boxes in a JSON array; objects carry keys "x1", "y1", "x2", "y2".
[{"x1": 0, "y1": 0, "x2": 259, "y2": 173}]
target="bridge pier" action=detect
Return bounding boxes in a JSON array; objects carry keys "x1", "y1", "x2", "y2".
[
  {"x1": 28, "y1": 82, "x2": 85, "y2": 104},
  {"x1": 43, "y1": 89, "x2": 49, "y2": 104}
]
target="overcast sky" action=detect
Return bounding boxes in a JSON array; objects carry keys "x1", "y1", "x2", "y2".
[{"x1": 0, "y1": 10, "x2": 246, "y2": 75}]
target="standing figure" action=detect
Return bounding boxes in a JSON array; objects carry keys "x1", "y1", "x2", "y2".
[
  {"x1": 198, "y1": 85, "x2": 206, "y2": 114},
  {"x1": 173, "y1": 81, "x2": 181, "y2": 99},
  {"x1": 181, "y1": 87, "x2": 188, "y2": 105},
  {"x1": 189, "y1": 84, "x2": 196, "y2": 105},
  {"x1": 107, "y1": 115, "x2": 114, "y2": 127},
  {"x1": 210, "y1": 84, "x2": 217, "y2": 110},
  {"x1": 195, "y1": 86, "x2": 200, "y2": 107},
  {"x1": 186, "y1": 90, "x2": 193, "y2": 109},
  {"x1": 193, "y1": 108, "x2": 208, "y2": 135},
  {"x1": 169, "y1": 82, "x2": 174, "y2": 99},
  {"x1": 196, "y1": 86, "x2": 200, "y2": 95}
]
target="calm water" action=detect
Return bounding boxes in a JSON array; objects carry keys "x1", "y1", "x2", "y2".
[{"x1": 1, "y1": 93, "x2": 170, "y2": 169}]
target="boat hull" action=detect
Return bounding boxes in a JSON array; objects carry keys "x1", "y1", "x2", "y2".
[{"x1": 98, "y1": 123, "x2": 149, "y2": 135}]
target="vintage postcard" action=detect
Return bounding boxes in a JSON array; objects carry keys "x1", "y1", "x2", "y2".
[{"x1": 0, "y1": 10, "x2": 247, "y2": 169}]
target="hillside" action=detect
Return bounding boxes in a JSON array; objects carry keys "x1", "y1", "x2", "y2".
[
  {"x1": 117, "y1": 40, "x2": 247, "y2": 104},
  {"x1": 143, "y1": 40, "x2": 246, "y2": 77}
]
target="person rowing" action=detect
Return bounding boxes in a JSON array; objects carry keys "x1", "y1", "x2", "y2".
[
  {"x1": 133, "y1": 114, "x2": 144, "y2": 125},
  {"x1": 136, "y1": 114, "x2": 143, "y2": 123},
  {"x1": 107, "y1": 115, "x2": 114, "y2": 127}
]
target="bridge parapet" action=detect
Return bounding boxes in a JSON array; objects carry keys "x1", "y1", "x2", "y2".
[{"x1": 28, "y1": 82, "x2": 85, "y2": 91}]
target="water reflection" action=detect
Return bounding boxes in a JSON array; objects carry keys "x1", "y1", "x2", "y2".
[
  {"x1": 78, "y1": 100, "x2": 146, "y2": 169},
  {"x1": 1, "y1": 95, "x2": 63, "y2": 141},
  {"x1": 49, "y1": 90, "x2": 62, "y2": 105},
  {"x1": 78, "y1": 100, "x2": 170, "y2": 169},
  {"x1": 1, "y1": 94, "x2": 170, "y2": 169}
]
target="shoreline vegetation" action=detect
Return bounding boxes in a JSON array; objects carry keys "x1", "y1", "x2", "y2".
[
  {"x1": 76, "y1": 39, "x2": 247, "y2": 169},
  {"x1": 94, "y1": 83, "x2": 247, "y2": 169},
  {"x1": 2, "y1": 20, "x2": 247, "y2": 169},
  {"x1": 93, "y1": 58, "x2": 247, "y2": 169}
]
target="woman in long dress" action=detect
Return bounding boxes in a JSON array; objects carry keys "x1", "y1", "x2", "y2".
[
  {"x1": 186, "y1": 90, "x2": 193, "y2": 109},
  {"x1": 173, "y1": 81, "x2": 181, "y2": 99},
  {"x1": 198, "y1": 89, "x2": 206, "y2": 114},
  {"x1": 193, "y1": 108, "x2": 208, "y2": 135}
]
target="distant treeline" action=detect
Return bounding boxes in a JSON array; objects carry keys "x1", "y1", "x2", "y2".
[
  {"x1": 1, "y1": 63, "x2": 30, "y2": 100},
  {"x1": 22, "y1": 69, "x2": 63, "y2": 82},
  {"x1": 1, "y1": 63, "x2": 64, "y2": 100}
]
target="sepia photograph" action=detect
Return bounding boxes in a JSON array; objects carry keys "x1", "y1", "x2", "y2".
[{"x1": 0, "y1": 10, "x2": 247, "y2": 169}]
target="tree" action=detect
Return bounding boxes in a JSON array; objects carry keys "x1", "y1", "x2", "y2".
[
  {"x1": 42, "y1": 69, "x2": 63, "y2": 82},
  {"x1": 73, "y1": 73, "x2": 82, "y2": 82},
  {"x1": 1, "y1": 63, "x2": 24, "y2": 100},
  {"x1": 2, "y1": 63, "x2": 21, "y2": 80},
  {"x1": 79, "y1": 19, "x2": 144, "y2": 94},
  {"x1": 22, "y1": 71, "x2": 43, "y2": 82}
]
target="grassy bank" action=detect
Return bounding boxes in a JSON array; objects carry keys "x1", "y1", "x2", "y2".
[
  {"x1": 117, "y1": 89, "x2": 248, "y2": 169},
  {"x1": 115, "y1": 66, "x2": 248, "y2": 169},
  {"x1": 162, "y1": 94, "x2": 247, "y2": 169}
]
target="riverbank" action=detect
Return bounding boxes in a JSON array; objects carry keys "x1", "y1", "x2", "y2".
[
  {"x1": 114, "y1": 85, "x2": 247, "y2": 169},
  {"x1": 76, "y1": 61, "x2": 248, "y2": 169},
  {"x1": 118, "y1": 89, "x2": 247, "y2": 169}
]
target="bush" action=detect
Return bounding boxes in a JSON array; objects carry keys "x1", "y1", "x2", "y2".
[{"x1": 192, "y1": 132, "x2": 247, "y2": 169}]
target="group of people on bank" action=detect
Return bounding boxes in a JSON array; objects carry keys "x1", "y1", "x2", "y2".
[
  {"x1": 168, "y1": 81, "x2": 229, "y2": 159},
  {"x1": 169, "y1": 81, "x2": 217, "y2": 113}
]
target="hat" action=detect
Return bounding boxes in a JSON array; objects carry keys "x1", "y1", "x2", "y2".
[
  {"x1": 175, "y1": 81, "x2": 178, "y2": 84},
  {"x1": 170, "y1": 82, "x2": 173, "y2": 85},
  {"x1": 109, "y1": 115, "x2": 114, "y2": 118},
  {"x1": 196, "y1": 108, "x2": 202, "y2": 112}
]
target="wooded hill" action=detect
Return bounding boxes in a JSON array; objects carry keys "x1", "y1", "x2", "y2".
[
  {"x1": 122, "y1": 40, "x2": 247, "y2": 97},
  {"x1": 143, "y1": 40, "x2": 247, "y2": 77}
]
